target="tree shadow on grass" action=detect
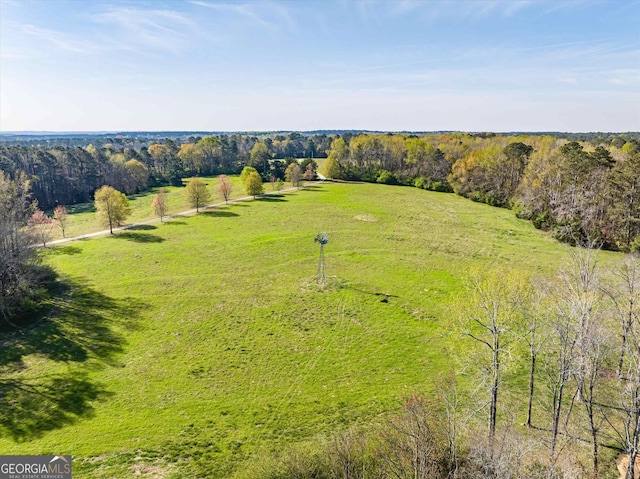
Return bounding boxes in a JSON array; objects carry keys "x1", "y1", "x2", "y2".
[
  {"x1": 43, "y1": 246, "x2": 83, "y2": 256},
  {"x1": 0, "y1": 374, "x2": 111, "y2": 442},
  {"x1": 257, "y1": 195, "x2": 288, "y2": 202},
  {"x1": 301, "y1": 185, "x2": 325, "y2": 192},
  {"x1": 202, "y1": 210, "x2": 239, "y2": 218},
  {"x1": 112, "y1": 232, "x2": 165, "y2": 243},
  {"x1": 66, "y1": 203, "x2": 95, "y2": 215},
  {"x1": 164, "y1": 215, "x2": 188, "y2": 225},
  {"x1": 126, "y1": 224, "x2": 157, "y2": 231},
  {"x1": 0, "y1": 276, "x2": 145, "y2": 441}
]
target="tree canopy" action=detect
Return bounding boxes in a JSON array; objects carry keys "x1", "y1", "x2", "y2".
[
  {"x1": 94, "y1": 185, "x2": 131, "y2": 234},
  {"x1": 184, "y1": 178, "x2": 212, "y2": 213},
  {"x1": 244, "y1": 171, "x2": 264, "y2": 198}
]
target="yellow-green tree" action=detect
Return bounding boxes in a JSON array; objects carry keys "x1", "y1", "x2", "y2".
[
  {"x1": 94, "y1": 185, "x2": 131, "y2": 234},
  {"x1": 249, "y1": 142, "x2": 271, "y2": 177},
  {"x1": 196, "y1": 136, "x2": 221, "y2": 174},
  {"x1": 125, "y1": 159, "x2": 149, "y2": 193},
  {"x1": 285, "y1": 163, "x2": 302, "y2": 188},
  {"x1": 240, "y1": 166, "x2": 259, "y2": 184},
  {"x1": 178, "y1": 143, "x2": 204, "y2": 175},
  {"x1": 244, "y1": 171, "x2": 264, "y2": 198},
  {"x1": 184, "y1": 178, "x2": 211, "y2": 213},
  {"x1": 323, "y1": 137, "x2": 348, "y2": 179}
]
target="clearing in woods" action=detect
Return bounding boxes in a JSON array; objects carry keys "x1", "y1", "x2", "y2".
[{"x1": 0, "y1": 181, "x2": 599, "y2": 478}]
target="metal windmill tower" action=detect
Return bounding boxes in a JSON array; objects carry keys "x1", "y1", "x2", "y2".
[{"x1": 314, "y1": 232, "x2": 329, "y2": 285}]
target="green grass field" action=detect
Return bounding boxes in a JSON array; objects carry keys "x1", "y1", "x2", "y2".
[
  {"x1": 48, "y1": 176, "x2": 260, "y2": 241},
  {"x1": 0, "y1": 181, "x2": 616, "y2": 478}
]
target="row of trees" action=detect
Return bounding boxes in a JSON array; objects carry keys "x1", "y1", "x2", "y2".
[
  {"x1": 0, "y1": 131, "x2": 334, "y2": 159},
  {"x1": 0, "y1": 134, "x2": 327, "y2": 211},
  {"x1": 1, "y1": 129, "x2": 636, "y2": 247},
  {"x1": 324, "y1": 133, "x2": 640, "y2": 251},
  {"x1": 0, "y1": 166, "x2": 304, "y2": 319},
  {"x1": 20, "y1": 159, "x2": 319, "y2": 251},
  {"x1": 6, "y1": 129, "x2": 635, "y2": 251}
]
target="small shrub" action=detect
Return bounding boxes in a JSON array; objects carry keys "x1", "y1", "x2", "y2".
[
  {"x1": 430, "y1": 181, "x2": 453, "y2": 193},
  {"x1": 414, "y1": 177, "x2": 428, "y2": 189},
  {"x1": 376, "y1": 170, "x2": 398, "y2": 185},
  {"x1": 531, "y1": 212, "x2": 551, "y2": 230}
]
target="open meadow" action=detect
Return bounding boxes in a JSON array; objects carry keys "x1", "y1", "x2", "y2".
[
  {"x1": 0, "y1": 181, "x2": 620, "y2": 477},
  {"x1": 46, "y1": 176, "x2": 251, "y2": 241}
]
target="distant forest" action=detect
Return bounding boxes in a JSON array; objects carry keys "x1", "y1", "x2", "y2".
[
  {"x1": 1, "y1": 130, "x2": 639, "y2": 147},
  {"x1": 0, "y1": 130, "x2": 638, "y2": 251}
]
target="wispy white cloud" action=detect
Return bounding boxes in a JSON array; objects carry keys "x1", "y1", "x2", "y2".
[
  {"x1": 190, "y1": 1, "x2": 294, "y2": 31},
  {"x1": 19, "y1": 23, "x2": 100, "y2": 54},
  {"x1": 2, "y1": 6, "x2": 206, "y2": 59},
  {"x1": 391, "y1": 0, "x2": 422, "y2": 14},
  {"x1": 91, "y1": 7, "x2": 202, "y2": 54},
  {"x1": 607, "y1": 69, "x2": 640, "y2": 86},
  {"x1": 502, "y1": 1, "x2": 533, "y2": 16},
  {"x1": 541, "y1": 0, "x2": 598, "y2": 15},
  {"x1": 390, "y1": 0, "x2": 534, "y2": 21}
]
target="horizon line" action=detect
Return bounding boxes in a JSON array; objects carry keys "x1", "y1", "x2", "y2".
[{"x1": 2, "y1": 129, "x2": 639, "y2": 136}]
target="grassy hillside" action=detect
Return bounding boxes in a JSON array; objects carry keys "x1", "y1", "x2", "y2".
[{"x1": 0, "y1": 182, "x2": 598, "y2": 477}]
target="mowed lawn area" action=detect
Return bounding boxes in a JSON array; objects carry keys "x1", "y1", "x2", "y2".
[
  {"x1": 46, "y1": 175, "x2": 253, "y2": 241},
  {"x1": 0, "y1": 181, "x2": 596, "y2": 478}
]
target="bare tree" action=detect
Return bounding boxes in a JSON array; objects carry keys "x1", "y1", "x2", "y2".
[
  {"x1": 380, "y1": 394, "x2": 448, "y2": 479},
  {"x1": 519, "y1": 278, "x2": 551, "y2": 429},
  {"x1": 435, "y1": 369, "x2": 462, "y2": 472},
  {"x1": 455, "y1": 268, "x2": 525, "y2": 465},
  {"x1": 27, "y1": 209, "x2": 54, "y2": 247},
  {"x1": 545, "y1": 245, "x2": 601, "y2": 472},
  {"x1": 151, "y1": 189, "x2": 169, "y2": 221},
  {"x1": 604, "y1": 255, "x2": 640, "y2": 378},
  {"x1": 215, "y1": 174, "x2": 233, "y2": 204},
  {"x1": 578, "y1": 319, "x2": 607, "y2": 478},
  {"x1": 607, "y1": 329, "x2": 640, "y2": 479},
  {"x1": 328, "y1": 427, "x2": 374, "y2": 479},
  {"x1": 603, "y1": 257, "x2": 640, "y2": 479},
  {"x1": 461, "y1": 426, "x2": 543, "y2": 479},
  {"x1": 53, "y1": 205, "x2": 68, "y2": 238}
]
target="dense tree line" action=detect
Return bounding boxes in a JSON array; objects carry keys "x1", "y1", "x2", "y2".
[
  {"x1": 2, "y1": 130, "x2": 637, "y2": 148},
  {"x1": 1, "y1": 131, "x2": 638, "y2": 250},
  {"x1": 326, "y1": 133, "x2": 640, "y2": 251},
  {"x1": 0, "y1": 132, "x2": 330, "y2": 211},
  {"x1": 0, "y1": 145, "x2": 150, "y2": 209}
]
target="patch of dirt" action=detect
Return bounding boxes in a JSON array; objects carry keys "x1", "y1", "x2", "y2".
[
  {"x1": 130, "y1": 461, "x2": 175, "y2": 478},
  {"x1": 83, "y1": 454, "x2": 108, "y2": 463},
  {"x1": 354, "y1": 214, "x2": 378, "y2": 222}
]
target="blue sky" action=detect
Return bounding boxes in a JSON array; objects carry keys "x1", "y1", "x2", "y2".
[{"x1": 1, "y1": 0, "x2": 639, "y2": 132}]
